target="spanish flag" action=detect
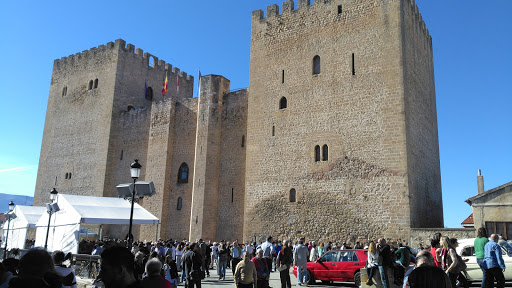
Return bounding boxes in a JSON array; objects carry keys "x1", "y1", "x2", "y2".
[
  {"x1": 162, "y1": 75, "x2": 168, "y2": 97},
  {"x1": 176, "y1": 73, "x2": 180, "y2": 94}
]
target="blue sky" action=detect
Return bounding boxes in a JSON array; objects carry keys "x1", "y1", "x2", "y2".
[{"x1": 0, "y1": 0, "x2": 510, "y2": 228}]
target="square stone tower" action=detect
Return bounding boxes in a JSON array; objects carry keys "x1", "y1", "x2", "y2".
[
  {"x1": 245, "y1": 0, "x2": 442, "y2": 242},
  {"x1": 34, "y1": 39, "x2": 195, "y2": 239}
]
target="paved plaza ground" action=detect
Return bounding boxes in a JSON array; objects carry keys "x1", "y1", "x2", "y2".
[
  {"x1": 77, "y1": 266, "x2": 358, "y2": 288},
  {"x1": 196, "y1": 268, "x2": 357, "y2": 288}
]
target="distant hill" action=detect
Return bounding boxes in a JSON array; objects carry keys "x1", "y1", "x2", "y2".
[{"x1": 0, "y1": 193, "x2": 34, "y2": 209}]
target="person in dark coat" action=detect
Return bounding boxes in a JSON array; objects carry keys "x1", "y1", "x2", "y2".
[
  {"x1": 97, "y1": 246, "x2": 142, "y2": 288},
  {"x1": 377, "y1": 238, "x2": 393, "y2": 288},
  {"x1": 183, "y1": 242, "x2": 203, "y2": 288},
  {"x1": 277, "y1": 240, "x2": 293, "y2": 288}
]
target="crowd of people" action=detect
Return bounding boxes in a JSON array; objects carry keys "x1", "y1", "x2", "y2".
[
  {"x1": 364, "y1": 229, "x2": 508, "y2": 288},
  {"x1": 0, "y1": 229, "x2": 509, "y2": 288}
]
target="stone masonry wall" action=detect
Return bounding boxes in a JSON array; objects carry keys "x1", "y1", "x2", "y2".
[
  {"x1": 139, "y1": 99, "x2": 176, "y2": 241},
  {"x1": 189, "y1": 75, "x2": 231, "y2": 241},
  {"x1": 35, "y1": 41, "x2": 119, "y2": 205},
  {"x1": 216, "y1": 89, "x2": 248, "y2": 241},
  {"x1": 104, "y1": 39, "x2": 194, "y2": 199},
  {"x1": 410, "y1": 228, "x2": 476, "y2": 248},
  {"x1": 400, "y1": 0, "x2": 443, "y2": 228},
  {"x1": 166, "y1": 98, "x2": 198, "y2": 240},
  {"x1": 245, "y1": 0, "x2": 419, "y2": 243}
]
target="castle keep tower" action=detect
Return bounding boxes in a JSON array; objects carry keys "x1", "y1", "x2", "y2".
[{"x1": 245, "y1": 0, "x2": 442, "y2": 241}]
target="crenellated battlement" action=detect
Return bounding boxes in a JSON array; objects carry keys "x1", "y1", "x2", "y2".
[
  {"x1": 53, "y1": 39, "x2": 195, "y2": 83},
  {"x1": 53, "y1": 41, "x2": 116, "y2": 69},
  {"x1": 252, "y1": 0, "x2": 432, "y2": 46},
  {"x1": 252, "y1": 0, "x2": 332, "y2": 23}
]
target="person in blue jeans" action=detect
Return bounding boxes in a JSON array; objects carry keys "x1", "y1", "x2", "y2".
[
  {"x1": 217, "y1": 242, "x2": 229, "y2": 280},
  {"x1": 483, "y1": 234, "x2": 506, "y2": 288},
  {"x1": 294, "y1": 239, "x2": 309, "y2": 286},
  {"x1": 474, "y1": 227, "x2": 488, "y2": 288}
]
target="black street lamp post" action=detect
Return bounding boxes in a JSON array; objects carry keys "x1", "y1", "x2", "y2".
[
  {"x1": 44, "y1": 188, "x2": 59, "y2": 250},
  {"x1": 3, "y1": 201, "x2": 15, "y2": 260},
  {"x1": 127, "y1": 159, "x2": 141, "y2": 248}
]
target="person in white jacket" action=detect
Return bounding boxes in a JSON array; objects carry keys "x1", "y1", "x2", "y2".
[
  {"x1": 366, "y1": 242, "x2": 379, "y2": 286},
  {"x1": 309, "y1": 242, "x2": 319, "y2": 262}
]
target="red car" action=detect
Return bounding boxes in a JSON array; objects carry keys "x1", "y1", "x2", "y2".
[{"x1": 293, "y1": 249, "x2": 367, "y2": 286}]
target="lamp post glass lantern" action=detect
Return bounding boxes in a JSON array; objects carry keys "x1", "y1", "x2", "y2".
[
  {"x1": 50, "y1": 188, "x2": 58, "y2": 202},
  {"x1": 3, "y1": 201, "x2": 15, "y2": 260},
  {"x1": 130, "y1": 159, "x2": 141, "y2": 179}
]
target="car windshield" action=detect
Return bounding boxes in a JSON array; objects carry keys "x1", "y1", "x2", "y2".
[{"x1": 499, "y1": 240, "x2": 512, "y2": 257}]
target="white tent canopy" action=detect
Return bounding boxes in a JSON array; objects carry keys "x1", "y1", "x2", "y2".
[
  {"x1": 2, "y1": 205, "x2": 46, "y2": 249},
  {"x1": 34, "y1": 194, "x2": 159, "y2": 254}
]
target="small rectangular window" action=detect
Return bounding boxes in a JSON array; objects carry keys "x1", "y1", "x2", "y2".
[
  {"x1": 272, "y1": 126, "x2": 275, "y2": 136},
  {"x1": 231, "y1": 188, "x2": 234, "y2": 203},
  {"x1": 120, "y1": 150, "x2": 123, "y2": 160},
  {"x1": 352, "y1": 53, "x2": 355, "y2": 75},
  {"x1": 338, "y1": 5, "x2": 342, "y2": 15},
  {"x1": 282, "y1": 70, "x2": 285, "y2": 83}
]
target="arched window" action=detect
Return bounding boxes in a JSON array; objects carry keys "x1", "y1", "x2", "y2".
[
  {"x1": 178, "y1": 163, "x2": 189, "y2": 183},
  {"x1": 322, "y1": 144, "x2": 329, "y2": 161},
  {"x1": 127, "y1": 105, "x2": 135, "y2": 111},
  {"x1": 241, "y1": 135, "x2": 245, "y2": 147},
  {"x1": 68, "y1": 172, "x2": 72, "y2": 179},
  {"x1": 315, "y1": 145, "x2": 321, "y2": 162},
  {"x1": 146, "y1": 87, "x2": 153, "y2": 101},
  {"x1": 289, "y1": 188, "x2": 296, "y2": 202},
  {"x1": 279, "y1": 97, "x2": 287, "y2": 109},
  {"x1": 88, "y1": 80, "x2": 93, "y2": 90},
  {"x1": 62, "y1": 86, "x2": 67, "y2": 96},
  {"x1": 94, "y1": 78, "x2": 98, "y2": 89},
  {"x1": 313, "y1": 55, "x2": 321, "y2": 75},
  {"x1": 65, "y1": 173, "x2": 69, "y2": 179},
  {"x1": 177, "y1": 197, "x2": 183, "y2": 210}
]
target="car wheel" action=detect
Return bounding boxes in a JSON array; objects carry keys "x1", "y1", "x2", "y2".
[
  {"x1": 354, "y1": 271, "x2": 361, "y2": 287},
  {"x1": 307, "y1": 270, "x2": 315, "y2": 285}
]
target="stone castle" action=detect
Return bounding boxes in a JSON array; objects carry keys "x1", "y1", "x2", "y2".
[{"x1": 35, "y1": 0, "x2": 443, "y2": 243}]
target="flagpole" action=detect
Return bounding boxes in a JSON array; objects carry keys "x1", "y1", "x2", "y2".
[{"x1": 197, "y1": 68, "x2": 201, "y2": 99}]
